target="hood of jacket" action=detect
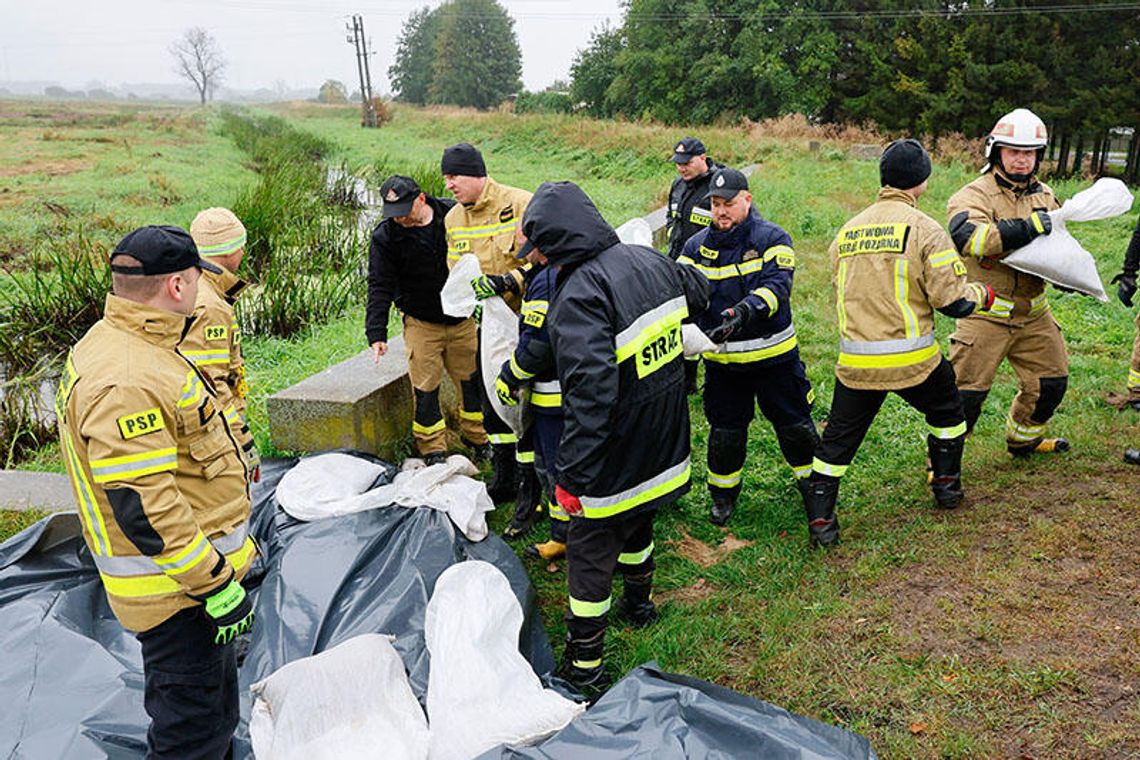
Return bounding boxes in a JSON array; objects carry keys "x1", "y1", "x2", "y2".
[{"x1": 521, "y1": 181, "x2": 621, "y2": 266}]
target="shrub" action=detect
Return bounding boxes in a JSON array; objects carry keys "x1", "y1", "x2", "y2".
[{"x1": 515, "y1": 90, "x2": 573, "y2": 115}]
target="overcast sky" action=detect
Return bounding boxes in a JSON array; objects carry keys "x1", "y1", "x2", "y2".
[{"x1": 1, "y1": 0, "x2": 623, "y2": 93}]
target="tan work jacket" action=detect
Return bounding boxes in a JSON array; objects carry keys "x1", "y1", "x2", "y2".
[
  {"x1": 829, "y1": 187, "x2": 988, "y2": 390},
  {"x1": 947, "y1": 170, "x2": 1060, "y2": 326},
  {"x1": 183, "y1": 266, "x2": 257, "y2": 467},
  {"x1": 445, "y1": 177, "x2": 532, "y2": 311},
  {"x1": 57, "y1": 295, "x2": 254, "y2": 632}
]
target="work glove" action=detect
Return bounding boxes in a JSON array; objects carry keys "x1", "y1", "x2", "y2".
[
  {"x1": 199, "y1": 576, "x2": 254, "y2": 646},
  {"x1": 471, "y1": 273, "x2": 518, "y2": 300},
  {"x1": 473, "y1": 304, "x2": 483, "y2": 324},
  {"x1": 1029, "y1": 210, "x2": 1052, "y2": 236},
  {"x1": 555, "y1": 484, "x2": 583, "y2": 517},
  {"x1": 1112, "y1": 272, "x2": 1137, "y2": 307},
  {"x1": 495, "y1": 375, "x2": 519, "y2": 406},
  {"x1": 708, "y1": 300, "x2": 762, "y2": 343},
  {"x1": 969, "y1": 282, "x2": 996, "y2": 311}
]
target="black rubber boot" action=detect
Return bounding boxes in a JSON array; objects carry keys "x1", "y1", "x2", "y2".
[
  {"x1": 503, "y1": 462, "x2": 543, "y2": 538},
  {"x1": 461, "y1": 438, "x2": 491, "y2": 463},
  {"x1": 557, "y1": 633, "x2": 611, "y2": 702},
  {"x1": 803, "y1": 477, "x2": 840, "y2": 549},
  {"x1": 709, "y1": 498, "x2": 735, "y2": 527},
  {"x1": 707, "y1": 427, "x2": 746, "y2": 526},
  {"x1": 1125, "y1": 448, "x2": 1140, "y2": 465},
  {"x1": 928, "y1": 434, "x2": 965, "y2": 509},
  {"x1": 614, "y1": 573, "x2": 658, "y2": 628},
  {"x1": 485, "y1": 444, "x2": 517, "y2": 504}
]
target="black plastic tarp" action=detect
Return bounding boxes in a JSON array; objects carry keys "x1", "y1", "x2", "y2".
[
  {"x1": 477, "y1": 664, "x2": 878, "y2": 760},
  {"x1": 1, "y1": 453, "x2": 876, "y2": 759}
]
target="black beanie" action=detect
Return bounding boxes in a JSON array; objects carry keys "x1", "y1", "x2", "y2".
[
  {"x1": 441, "y1": 143, "x2": 487, "y2": 177},
  {"x1": 880, "y1": 138, "x2": 932, "y2": 189}
]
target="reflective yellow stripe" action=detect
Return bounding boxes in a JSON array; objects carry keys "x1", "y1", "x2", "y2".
[
  {"x1": 707, "y1": 468, "x2": 742, "y2": 488},
  {"x1": 447, "y1": 252, "x2": 461, "y2": 262},
  {"x1": 530, "y1": 391, "x2": 562, "y2": 408},
  {"x1": 1128, "y1": 369, "x2": 1140, "y2": 389},
  {"x1": 614, "y1": 299, "x2": 688, "y2": 362},
  {"x1": 459, "y1": 409, "x2": 484, "y2": 421},
  {"x1": 618, "y1": 541, "x2": 655, "y2": 565},
  {"x1": 704, "y1": 335, "x2": 798, "y2": 364},
  {"x1": 970, "y1": 224, "x2": 990, "y2": 258},
  {"x1": 101, "y1": 536, "x2": 256, "y2": 598},
  {"x1": 579, "y1": 458, "x2": 690, "y2": 519},
  {"x1": 178, "y1": 373, "x2": 204, "y2": 408},
  {"x1": 894, "y1": 259, "x2": 918, "y2": 339},
  {"x1": 183, "y1": 349, "x2": 230, "y2": 366},
  {"x1": 929, "y1": 249, "x2": 960, "y2": 268},
  {"x1": 1029, "y1": 292, "x2": 1049, "y2": 315},
  {"x1": 1031, "y1": 212, "x2": 1046, "y2": 234},
  {"x1": 1005, "y1": 415, "x2": 1045, "y2": 442},
  {"x1": 686, "y1": 260, "x2": 765, "y2": 281},
  {"x1": 516, "y1": 450, "x2": 535, "y2": 464},
  {"x1": 448, "y1": 221, "x2": 517, "y2": 239},
  {"x1": 573, "y1": 657, "x2": 603, "y2": 668},
  {"x1": 488, "y1": 433, "x2": 518, "y2": 445},
  {"x1": 792, "y1": 463, "x2": 812, "y2": 479},
  {"x1": 928, "y1": 421, "x2": 967, "y2": 439},
  {"x1": 197, "y1": 232, "x2": 247, "y2": 257},
  {"x1": 838, "y1": 342, "x2": 939, "y2": 369},
  {"x1": 752, "y1": 287, "x2": 778, "y2": 314},
  {"x1": 812, "y1": 457, "x2": 848, "y2": 477},
  {"x1": 978, "y1": 296, "x2": 1013, "y2": 319},
  {"x1": 61, "y1": 427, "x2": 112, "y2": 557},
  {"x1": 836, "y1": 259, "x2": 848, "y2": 336},
  {"x1": 228, "y1": 536, "x2": 257, "y2": 575},
  {"x1": 509, "y1": 356, "x2": 534, "y2": 380},
  {"x1": 153, "y1": 531, "x2": 213, "y2": 574},
  {"x1": 90, "y1": 447, "x2": 179, "y2": 483},
  {"x1": 549, "y1": 502, "x2": 569, "y2": 521},
  {"x1": 569, "y1": 595, "x2": 611, "y2": 618},
  {"x1": 413, "y1": 419, "x2": 446, "y2": 435}
]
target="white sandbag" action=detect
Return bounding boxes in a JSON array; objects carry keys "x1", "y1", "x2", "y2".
[
  {"x1": 1003, "y1": 178, "x2": 1134, "y2": 302},
  {"x1": 440, "y1": 253, "x2": 482, "y2": 317},
  {"x1": 479, "y1": 296, "x2": 527, "y2": 436},
  {"x1": 425, "y1": 561, "x2": 585, "y2": 760},
  {"x1": 276, "y1": 452, "x2": 493, "y2": 541},
  {"x1": 249, "y1": 634, "x2": 430, "y2": 760},
  {"x1": 615, "y1": 217, "x2": 653, "y2": 247},
  {"x1": 682, "y1": 323, "x2": 717, "y2": 356}
]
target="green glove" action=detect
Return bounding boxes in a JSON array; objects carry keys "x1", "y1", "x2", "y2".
[
  {"x1": 202, "y1": 577, "x2": 254, "y2": 646},
  {"x1": 471, "y1": 273, "x2": 518, "y2": 301},
  {"x1": 495, "y1": 375, "x2": 519, "y2": 406}
]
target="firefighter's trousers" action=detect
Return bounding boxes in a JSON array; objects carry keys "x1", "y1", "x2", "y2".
[
  {"x1": 533, "y1": 411, "x2": 568, "y2": 543},
  {"x1": 703, "y1": 358, "x2": 817, "y2": 503},
  {"x1": 949, "y1": 314, "x2": 1068, "y2": 453},
  {"x1": 404, "y1": 315, "x2": 486, "y2": 454}
]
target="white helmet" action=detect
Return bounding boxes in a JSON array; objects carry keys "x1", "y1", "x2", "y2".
[{"x1": 984, "y1": 108, "x2": 1048, "y2": 159}]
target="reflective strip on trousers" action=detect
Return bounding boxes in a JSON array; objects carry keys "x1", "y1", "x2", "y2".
[
  {"x1": 1006, "y1": 415, "x2": 1045, "y2": 442},
  {"x1": 792, "y1": 463, "x2": 812, "y2": 479},
  {"x1": 1129, "y1": 369, "x2": 1140, "y2": 389},
  {"x1": 413, "y1": 419, "x2": 446, "y2": 436},
  {"x1": 812, "y1": 457, "x2": 848, "y2": 478},
  {"x1": 579, "y1": 457, "x2": 690, "y2": 519},
  {"x1": 516, "y1": 449, "x2": 535, "y2": 464},
  {"x1": 488, "y1": 433, "x2": 518, "y2": 445},
  {"x1": 928, "y1": 421, "x2": 967, "y2": 439},
  {"x1": 569, "y1": 594, "x2": 612, "y2": 618},
  {"x1": 617, "y1": 541, "x2": 654, "y2": 566},
  {"x1": 531, "y1": 380, "x2": 562, "y2": 408},
  {"x1": 707, "y1": 468, "x2": 742, "y2": 488}
]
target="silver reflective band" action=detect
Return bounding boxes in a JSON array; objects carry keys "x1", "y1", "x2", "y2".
[
  {"x1": 580, "y1": 456, "x2": 690, "y2": 510},
  {"x1": 213, "y1": 521, "x2": 250, "y2": 554},
  {"x1": 533, "y1": 380, "x2": 561, "y2": 393},
  {"x1": 614, "y1": 296, "x2": 687, "y2": 354},
  {"x1": 722, "y1": 324, "x2": 796, "y2": 353},
  {"x1": 91, "y1": 520, "x2": 250, "y2": 577},
  {"x1": 838, "y1": 332, "x2": 935, "y2": 355}
]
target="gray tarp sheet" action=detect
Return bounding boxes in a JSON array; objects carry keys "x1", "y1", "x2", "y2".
[{"x1": 0, "y1": 452, "x2": 876, "y2": 759}]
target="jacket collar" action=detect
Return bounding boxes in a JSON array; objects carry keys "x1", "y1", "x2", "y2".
[
  {"x1": 202, "y1": 264, "x2": 250, "y2": 305},
  {"x1": 877, "y1": 187, "x2": 918, "y2": 206},
  {"x1": 992, "y1": 167, "x2": 1041, "y2": 196},
  {"x1": 467, "y1": 176, "x2": 502, "y2": 213},
  {"x1": 103, "y1": 294, "x2": 193, "y2": 350}
]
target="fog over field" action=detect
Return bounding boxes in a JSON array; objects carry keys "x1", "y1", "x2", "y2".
[{"x1": 0, "y1": 0, "x2": 621, "y2": 96}]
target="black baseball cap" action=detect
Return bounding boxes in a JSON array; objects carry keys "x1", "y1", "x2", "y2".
[
  {"x1": 514, "y1": 238, "x2": 535, "y2": 259},
  {"x1": 380, "y1": 175, "x2": 422, "y2": 218},
  {"x1": 110, "y1": 225, "x2": 220, "y2": 275},
  {"x1": 670, "y1": 137, "x2": 707, "y2": 163},
  {"x1": 704, "y1": 167, "x2": 749, "y2": 200}
]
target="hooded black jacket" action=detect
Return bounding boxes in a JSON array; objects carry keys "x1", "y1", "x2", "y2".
[{"x1": 524, "y1": 182, "x2": 710, "y2": 520}]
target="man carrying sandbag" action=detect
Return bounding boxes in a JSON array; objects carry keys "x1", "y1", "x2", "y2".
[{"x1": 946, "y1": 108, "x2": 1069, "y2": 457}]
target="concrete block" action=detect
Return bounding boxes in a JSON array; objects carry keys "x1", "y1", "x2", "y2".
[
  {"x1": 0, "y1": 470, "x2": 75, "y2": 513},
  {"x1": 850, "y1": 143, "x2": 883, "y2": 161},
  {"x1": 267, "y1": 335, "x2": 459, "y2": 460}
]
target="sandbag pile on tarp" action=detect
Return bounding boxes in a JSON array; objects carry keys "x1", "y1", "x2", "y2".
[{"x1": 0, "y1": 455, "x2": 552, "y2": 759}]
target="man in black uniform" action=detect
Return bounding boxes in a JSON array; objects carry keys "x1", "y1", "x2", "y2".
[
  {"x1": 522, "y1": 181, "x2": 710, "y2": 696},
  {"x1": 666, "y1": 136, "x2": 722, "y2": 395},
  {"x1": 366, "y1": 175, "x2": 488, "y2": 464}
]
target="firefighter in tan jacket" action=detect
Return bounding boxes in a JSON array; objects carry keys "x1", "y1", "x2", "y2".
[
  {"x1": 441, "y1": 142, "x2": 542, "y2": 536},
  {"x1": 804, "y1": 140, "x2": 994, "y2": 548},
  {"x1": 946, "y1": 108, "x2": 1067, "y2": 456},
  {"x1": 57, "y1": 226, "x2": 255, "y2": 758},
  {"x1": 188, "y1": 207, "x2": 259, "y2": 480}
]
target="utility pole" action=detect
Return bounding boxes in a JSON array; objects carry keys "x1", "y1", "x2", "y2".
[{"x1": 345, "y1": 15, "x2": 378, "y2": 128}]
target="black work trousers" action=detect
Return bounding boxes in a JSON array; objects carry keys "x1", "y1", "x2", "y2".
[
  {"x1": 814, "y1": 357, "x2": 965, "y2": 476},
  {"x1": 566, "y1": 508, "x2": 657, "y2": 641},
  {"x1": 135, "y1": 605, "x2": 239, "y2": 760}
]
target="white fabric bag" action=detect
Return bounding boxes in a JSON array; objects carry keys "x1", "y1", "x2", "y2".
[
  {"x1": 478, "y1": 296, "x2": 527, "y2": 436},
  {"x1": 249, "y1": 634, "x2": 430, "y2": 760},
  {"x1": 1003, "y1": 178, "x2": 1135, "y2": 302},
  {"x1": 425, "y1": 561, "x2": 585, "y2": 760},
  {"x1": 275, "y1": 452, "x2": 493, "y2": 541},
  {"x1": 615, "y1": 217, "x2": 653, "y2": 246},
  {"x1": 440, "y1": 253, "x2": 482, "y2": 318},
  {"x1": 682, "y1": 323, "x2": 717, "y2": 356}
]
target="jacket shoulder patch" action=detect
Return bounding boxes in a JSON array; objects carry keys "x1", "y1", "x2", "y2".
[
  {"x1": 741, "y1": 249, "x2": 760, "y2": 262},
  {"x1": 699, "y1": 245, "x2": 718, "y2": 261},
  {"x1": 499, "y1": 206, "x2": 515, "y2": 223},
  {"x1": 117, "y1": 408, "x2": 166, "y2": 439}
]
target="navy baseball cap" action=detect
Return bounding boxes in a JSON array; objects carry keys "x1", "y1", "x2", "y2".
[
  {"x1": 704, "y1": 167, "x2": 749, "y2": 200},
  {"x1": 380, "y1": 175, "x2": 422, "y2": 218},
  {"x1": 110, "y1": 225, "x2": 221, "y2": 275},
  {"x1": 670, "y1": 137, "x2": 707, "y2": 163}
]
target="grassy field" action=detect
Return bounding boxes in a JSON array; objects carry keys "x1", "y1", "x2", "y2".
[{"x1": 2, "y1": 99, "x2": 1139, "y2": 758}]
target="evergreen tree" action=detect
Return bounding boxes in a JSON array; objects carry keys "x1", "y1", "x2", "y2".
[
  {"x1": 389, "y1": 6, "x2": 444, "y2": 104},
  {"x1": 428, "y1": 0, "x2": 523, "y2": 109}
]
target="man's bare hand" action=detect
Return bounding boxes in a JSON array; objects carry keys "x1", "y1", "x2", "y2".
[{"x1": 371, "y1": 341, "x2": 388, "y2": 363}]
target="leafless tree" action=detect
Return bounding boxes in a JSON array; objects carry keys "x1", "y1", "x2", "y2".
[{"x1": 171, "y1": 27, "x2": 225, "y2": 105}]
